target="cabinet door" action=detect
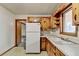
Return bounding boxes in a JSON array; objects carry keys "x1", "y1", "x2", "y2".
[
  {"x1": 72, "y1": 3, "x2": 79, "y2": 25},
  {"x1": 55, "y1": 48, "x2": 64, "y2": 56},
  {"x1": 50, "y1": 42, "x2": 56, "y2": 56},
  {"x1": 46, "y1": 41, "x2": 55, "y2": 56},
  {"x1": 49, "y1": 44, "x2": 54, "y2": 56},
  {"x1": 46, "y1": 41, "x2": 51, "y2": 55},
  {"x1": 55, "y1": 48, "x2": 60, "y2": 56},
  {"x1": 44, "y1": 38, "x2": 65, "y2": 56},
  {"x1": 41, "y1": 37, "x2": 46, "y2": 51},
  {"x1": 41, "y1": 17, "x2": 50, "y2": 31},
  {"x1": 41, "y1": 41, "x2": 46, "y2": 50},
  {"x1": 48, "y1": 43, "x2": 52, "y2": 56},
  {"x1": 46, "y1": 40, "x2": 49, "y2": 52}
]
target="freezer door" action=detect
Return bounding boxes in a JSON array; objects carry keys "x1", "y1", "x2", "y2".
[
  {"x1": 26, "y1": 33, "x2": 40, "y2": 53},
  {"x1": 26, "y1": 23, "x2": 40, "y2": 32}
]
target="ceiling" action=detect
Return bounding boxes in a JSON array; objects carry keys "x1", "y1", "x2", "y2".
[{"x1": 0, "y1": 3, "x2": 61, "y2": 15}]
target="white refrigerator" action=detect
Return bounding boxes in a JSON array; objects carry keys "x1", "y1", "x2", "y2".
[{"x1": 26, "y1": 23, "x2": 40, "y2": 53}]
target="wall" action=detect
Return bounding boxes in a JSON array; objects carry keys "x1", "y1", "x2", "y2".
[
  {"x1": 15, "y1": 15, "x2": 51, "y2": 19},
  {"x1": 0, "y1": 6, "x2": 15, "y2": 55}
]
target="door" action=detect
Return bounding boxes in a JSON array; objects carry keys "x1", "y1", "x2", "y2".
[
  {"x1": 15, "y1": 19, "x2": 26, "y2": 46},
  {"x1": 26, "y1": 23, "x2": 40, "y2": 32},
  {"x1": 26, "y1": 23, "x2": 40, "y2": 53},
  {"x1": 26, "y1": 33, "x2": 40, "y2": 53},
  {"x1": 16, "y1": 20, "x2": 22, "y2": 46}
]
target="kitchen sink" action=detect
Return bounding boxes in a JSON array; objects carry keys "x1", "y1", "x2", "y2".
[
  {"x1": 54, "y1": 40, "x2": 75, "y2": 45},
  {"x1": 45, "y1": 33, "x2": 78, "y2": 45}
]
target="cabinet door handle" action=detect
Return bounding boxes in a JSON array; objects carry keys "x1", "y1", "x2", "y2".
[
  {"x1": 74, "y1": 8, "x2": 77, "y2": 21},
  {"x1": 74, "y1": 14, "x2": 77, "y2": 21}
]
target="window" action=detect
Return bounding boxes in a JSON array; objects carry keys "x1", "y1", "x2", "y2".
[{"x1": 60, "y1": 6, "x2": 77, "y2": 36}]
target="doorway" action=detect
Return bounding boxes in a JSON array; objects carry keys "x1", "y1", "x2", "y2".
[{"x1": 15, "y1": 19, "x2": 26, "y2": 47}]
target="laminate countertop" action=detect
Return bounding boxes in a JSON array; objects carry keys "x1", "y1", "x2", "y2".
[{"x1": 41, "y1": 33, "x2": 79, "y2": 56}]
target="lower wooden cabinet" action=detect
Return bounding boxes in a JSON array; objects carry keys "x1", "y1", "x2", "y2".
[
  {"x1": 55, "y1": 48, "x2": 64, "y2": 56},
  {"x1": 40, "y1": 37, "x2": 46, "y2": 51},
  {"x1": 46, "y1": 40, "x2": 56, "y2": 56},
  {"x1": 50, "y1": 43, "x2": 56, "y2": 56},
  {"x1": 41, "y1": 37, "x2": 64, "y2": 56},
  {"x1": 46, "y1": 40, "x2": 51, "y2": 55}
]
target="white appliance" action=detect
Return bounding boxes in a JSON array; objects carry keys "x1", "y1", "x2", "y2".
[{"x1": 26, "y1": 23, "x2": 40, "y2": 53}]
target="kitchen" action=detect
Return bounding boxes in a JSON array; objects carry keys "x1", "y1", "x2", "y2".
[{"x1": 0, "y1": 3, "x2": 79, "y2": 56}]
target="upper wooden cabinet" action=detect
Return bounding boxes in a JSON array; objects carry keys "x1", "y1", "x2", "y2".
[
  {"x1": 40, "y1": 17, "x2": 51, "y2": 31},
  {"x1": 28, "y1": 17, "x2": 51, "y2": 31},
  {"x1": 72, "y1": 3, "x2": 79, "y2": 25}
]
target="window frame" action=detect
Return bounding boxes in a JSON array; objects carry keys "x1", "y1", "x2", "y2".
[{"x1": 60, "y1": 5, "x2": 78, "y2": 36}]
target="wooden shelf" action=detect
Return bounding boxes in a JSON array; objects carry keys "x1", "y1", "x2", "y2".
[{"x1": 51, "y1": 17, "x2": 60, "y2": 28}]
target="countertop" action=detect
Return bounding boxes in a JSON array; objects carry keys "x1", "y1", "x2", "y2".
[{"x1": 41, "y1": 33, "x2": 79, "y2": 56}]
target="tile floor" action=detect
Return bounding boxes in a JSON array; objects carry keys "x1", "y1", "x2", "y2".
[{"x1": 2, "y1": 47, "x2": 48, "y2": 56}]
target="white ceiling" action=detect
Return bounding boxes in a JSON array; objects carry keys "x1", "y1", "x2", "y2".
[{"x1": 0, "y1": 3, "x2": 61, "y2": 15}]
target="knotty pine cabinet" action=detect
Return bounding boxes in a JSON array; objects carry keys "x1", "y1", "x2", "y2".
[
  {"x1": 28, "y1": 17, "x2": 51, "y2": 31},
  {"x1": 40, "y1": 37, "x2": 46, "y2": 51},
  {"x1": 41, "y1": 38, "x2": 65, "y2": 56},
  {"x1": 46, "y1": 39, "x2": 64, "y2": 56},
  {"x1": 55, "y1": 48, "x2": 64, "y2": 56},
  {"x1": 46, "y1": 40, "x2": 51, "y2": 55},
  {"x1": 46, "y1": 39, "x2": 56, "y2": 56},
  {"x1": 40, "y1": 17, "x2": 51, "y2": 31},
  {"x1": 72, "y1": 3, "x2": 79, "y2": 25}
]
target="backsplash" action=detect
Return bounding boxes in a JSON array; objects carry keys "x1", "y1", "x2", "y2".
[{"x1": 51, "y1": 28, "x2": 60, "y2": 35}]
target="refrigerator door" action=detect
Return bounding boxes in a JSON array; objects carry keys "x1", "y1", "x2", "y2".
[
  {"x1": 26, "y1": 33, "x2": 40, "y2": 53},
  {"x1": 26, "y1": 23, "x2": 40, "y2": 32}
]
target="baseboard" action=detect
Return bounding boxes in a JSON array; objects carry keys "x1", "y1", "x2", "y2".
[{"x1": 0, "y1": 45, "x2": 15, "y2": 56}]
